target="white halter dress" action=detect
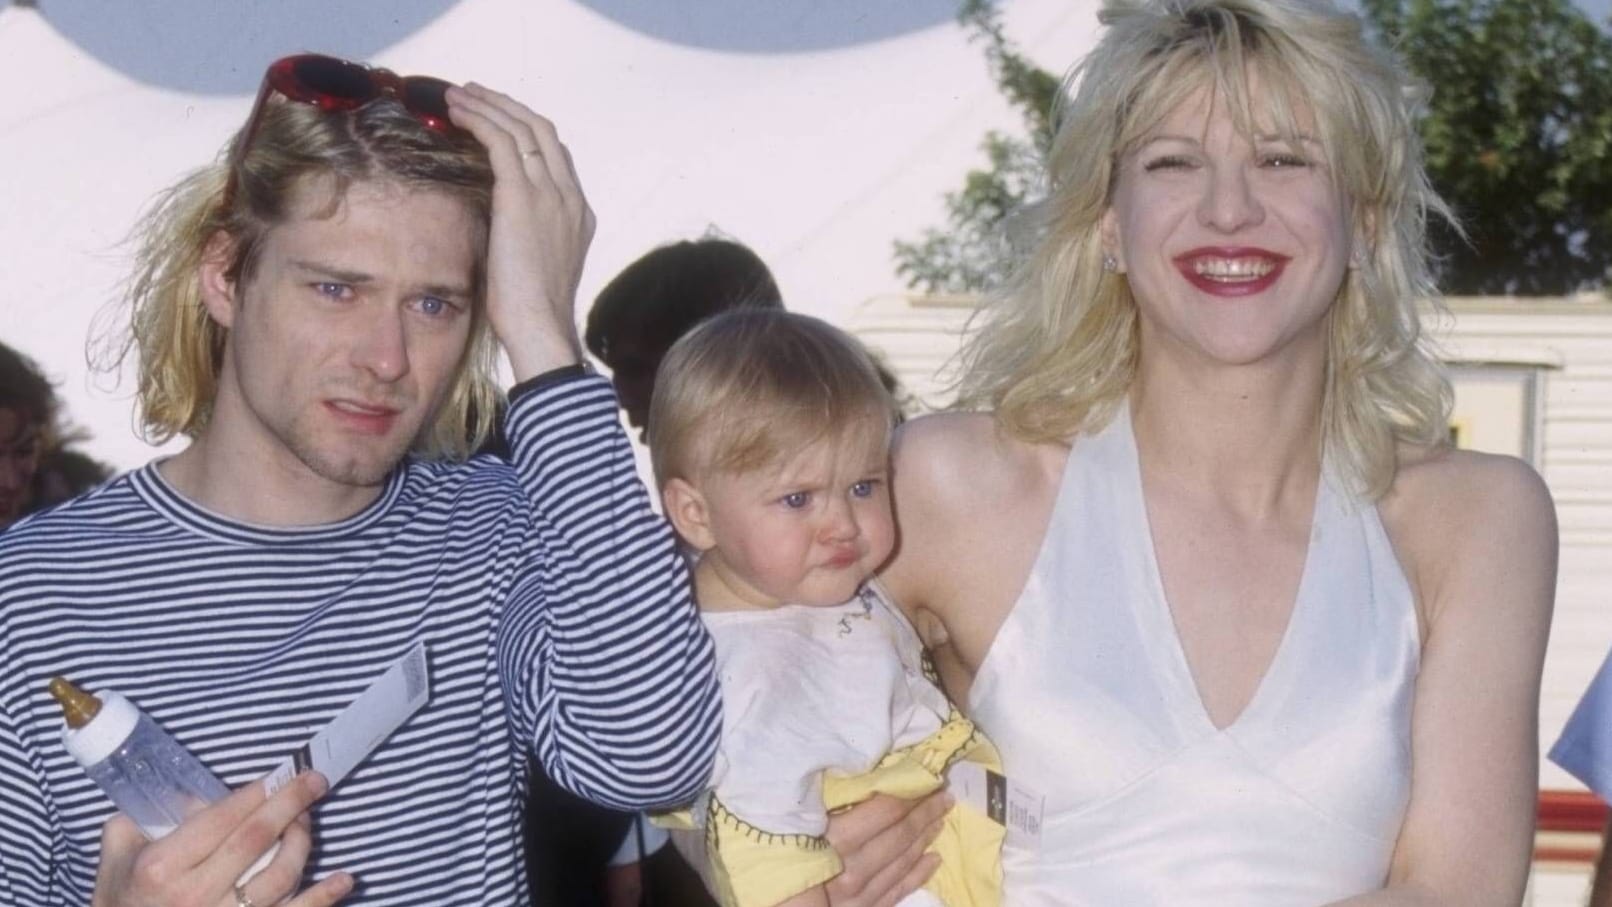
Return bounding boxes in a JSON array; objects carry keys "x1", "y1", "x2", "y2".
[{"x1": 969, "y1": 407, "x2": 1419, "y2": 905}]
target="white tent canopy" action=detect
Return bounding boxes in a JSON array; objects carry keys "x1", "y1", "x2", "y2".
[{"x1": 0, "y1": 0, "x2": 1097, "y2": 470}]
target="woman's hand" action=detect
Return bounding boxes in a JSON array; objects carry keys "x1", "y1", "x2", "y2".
[{"x1": 822, "y1": 792, "x2": 951, "y2": 907}]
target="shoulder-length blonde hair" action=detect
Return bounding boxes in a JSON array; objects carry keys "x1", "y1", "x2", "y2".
[
  {"x1": 103, "y1": 97, "x2": 500, "y2": 460},
  {"x1": 956, "y1": 0, "x2": 1453, "y2": 497}
]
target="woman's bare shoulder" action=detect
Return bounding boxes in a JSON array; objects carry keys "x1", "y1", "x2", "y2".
[
  {"x1": 1386, "y1": 445, "x2": 1553, "y2": 532},
  {"x1": 891, "y1": 412, "x2": 1066, "y2": 512},
  {"x1": 883, "y1": 412, "x2": 1068, "y2": 623},
  {"x1": 1381, "y1": 445, "x2": 1557, "y2": 625}
]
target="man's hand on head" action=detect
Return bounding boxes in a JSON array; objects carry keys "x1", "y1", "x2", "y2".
[{"x1": 445, "y1": 84, "x2": 595, "y2": 382}]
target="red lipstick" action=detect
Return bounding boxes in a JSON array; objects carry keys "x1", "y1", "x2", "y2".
[{"x1": 1172, "y1": 247, "x2": 1290, "y2": 297}]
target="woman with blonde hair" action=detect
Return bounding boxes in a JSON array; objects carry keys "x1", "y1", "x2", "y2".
[{"x1": 832, "y1": 0, "x2": 1556, "y2": 903}]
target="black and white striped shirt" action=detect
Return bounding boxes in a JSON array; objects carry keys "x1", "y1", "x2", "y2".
[{"x1": 0, "y1": 375, "x2": 720, "y2": 905}]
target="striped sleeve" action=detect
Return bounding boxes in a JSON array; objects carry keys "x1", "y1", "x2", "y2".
[
  {"x1": 0, "y1": 695, "x2": 56, "y2": 905},
  {"x1": 495, "y1": 375, "x2": 721, "y2": 811}
]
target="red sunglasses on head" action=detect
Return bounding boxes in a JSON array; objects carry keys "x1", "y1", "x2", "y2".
[{"x1": 225, "y1": 53, "x2": 461, "y2": 205}]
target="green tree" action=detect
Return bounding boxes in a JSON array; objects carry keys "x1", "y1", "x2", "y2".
[
  {"x1": 897, "y1": 0, "x2": 1612, "y2": 297},
  {"x1": 1367, "y1": 0, "x2": 1612, "y2": 294},
  {"x1": 891, "y1": 0, "x2": 1059, "y2": 294}
]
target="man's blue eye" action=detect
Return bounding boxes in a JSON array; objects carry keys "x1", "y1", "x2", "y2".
[
  {"x1": 314, "y1": 282, "x2": 348, "y2": 298},
  {"x1": 416, "y1": 296, "x2": 463, "y2": 318}
]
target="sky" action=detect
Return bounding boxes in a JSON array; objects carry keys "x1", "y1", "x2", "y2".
[{"x1": 1575, "y1": 0, "x2": 1609, "y2": 19}]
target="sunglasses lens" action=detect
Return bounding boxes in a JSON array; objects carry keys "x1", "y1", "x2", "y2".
[
  {"x1": 290, "y1": 55, "x2": 377, "y2": 104},
  {"x1": 260, "y1": 55, "x2": 460, "y2": 134},
  {"x1": 400, "y1": 77, "x2": 454, "y2": 129}
]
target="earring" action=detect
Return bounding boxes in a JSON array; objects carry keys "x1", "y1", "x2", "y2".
[{"x1": 1102, "y1": 253, "x2": 1118, "y2": 273}]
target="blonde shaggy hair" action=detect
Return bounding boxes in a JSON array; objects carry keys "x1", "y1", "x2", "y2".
[
  {"x1": 102, "y1": 97, "x2": 501, "y2": 460},
  {"x1": 956, "y1": 0, "x2": 1453, "y2": 498},
  {"x1": 649, "y1": 310, "x2": 896, "y2": 488}
]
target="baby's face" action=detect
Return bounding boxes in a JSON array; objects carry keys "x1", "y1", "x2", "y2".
[{"x1": 696, "y1": 428, "x2": 894, "y2": 609}]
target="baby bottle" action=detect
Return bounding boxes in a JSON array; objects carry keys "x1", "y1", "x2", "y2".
[{"x1": 49, "y1": 676, "x2": 233, "y2": 839}]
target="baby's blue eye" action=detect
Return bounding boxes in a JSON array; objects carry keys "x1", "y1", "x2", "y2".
[
  {"x1": 850, "y1": 481, "x2": 877, "y2": 498},
  {"x1": 782, "y1": 492, "x2": 810, "y2": 509}
]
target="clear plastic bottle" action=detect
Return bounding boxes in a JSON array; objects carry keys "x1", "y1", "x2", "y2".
[{"x1": 49, "y1": 676, "x2": 232, "y2": 839}]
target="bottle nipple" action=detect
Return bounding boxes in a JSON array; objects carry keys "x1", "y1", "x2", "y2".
[{"x1": 48, "y1": 676, "x2": 102, "y2": 729}]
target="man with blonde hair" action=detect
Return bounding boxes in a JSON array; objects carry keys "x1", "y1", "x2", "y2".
[{"x1": 0, "y1": 55, "x2": 718, "y2": 907}]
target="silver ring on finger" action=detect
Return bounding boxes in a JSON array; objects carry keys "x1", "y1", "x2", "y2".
[
  {"x1": 519, "y1": 147, "x2": 541, "y2": 160},
  {"x1": 233, "y1": 884, "x2": 258, "y2": 907}
]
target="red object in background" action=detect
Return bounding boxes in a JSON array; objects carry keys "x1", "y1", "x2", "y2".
[
  {"x1": 1537, "y1": 790, "x2": 1609, "y2": 865},
  {"x1": 1541, "y1": 790, "x2": 1609, "y2": 833}
]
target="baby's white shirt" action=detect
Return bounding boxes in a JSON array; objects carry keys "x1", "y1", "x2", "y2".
[{"x1": 701, "y1": 590, "x2": 951, "y2": 837}]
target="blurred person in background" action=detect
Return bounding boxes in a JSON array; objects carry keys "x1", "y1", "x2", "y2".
[{"x1": 0, "y1": 340, "x2": 111, "y2": 530}]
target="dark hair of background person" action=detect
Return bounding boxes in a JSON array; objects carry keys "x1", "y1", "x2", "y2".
[
  {"x1": 0, "y1": 340, "x2": 113, "y2": 529},
  {"x1": 584, "y1": 237, "x2": 784, "y2": 435},
  {"x1": 0, "y1": 341, "x2": 59, "y2": 444}
]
